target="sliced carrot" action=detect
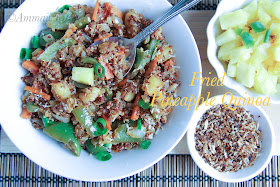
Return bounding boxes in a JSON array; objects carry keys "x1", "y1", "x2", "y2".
[
  {"x1": 24, "y1": 86, "x2": 51, "y2": 101},
  {"x1": 21, "y1": 108, "x2": 32, "y2": 119},
  {"x1": 164, "y1": 58, "x2": 176, "y2": 66},
  {"x1": 22, "y1": 60, "x2": 39, "y2": 74},
  {"x1": 94, "y1": 33, "x2": 113, "y2": 42},
  {"x1": 98, "y1": 56, "x2": 114, "y2": 80},
  {"x1": 62, "y1": 25, "x2": 77, "y2": 38},
  {"x1": 104, "y1": 2, "x2": 124, "y2": 20},
  {"x1": 116, "y1": 78, "x2": 127, "y2": 87},
  {"x1": 131, "y1": 93, "x2": 141, "y2": 121},
  {"x1": 91, "y1": 0, "x2": 100, "y2": 21},
  {"x1": 144, "y1": 57, "x2": 158, "y2": 77},
  {"x1": 102, "y1": 114, "x2": 112, "y2": 131}
]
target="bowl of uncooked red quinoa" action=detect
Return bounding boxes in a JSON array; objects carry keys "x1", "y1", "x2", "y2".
[
  {"x1": 187, "y1": 95, "x2": 274, "y2": 183},
  {"x1": 0, "y1": 0, "x2": 202, "y2": 182}
]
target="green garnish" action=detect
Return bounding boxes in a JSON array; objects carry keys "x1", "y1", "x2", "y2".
[
  {"x1": 58, "y1": 5, "x2": 71, "y2": 13},
  {"x1": 250, "y1": 21, "x2": 266, "y2": 33},
  {"x1": 138, "y1": 99, "x2": 151, "y2": 109},
  {"x1": 93, "y1": 118, "x2": 107, "y2": 136},
  {"x1": 140, "y1": 140, "x2": 151, "y2": 149},
  {"x1": 94, "y1": 63, "x2": 105, "y2": 78},
  {"x1": 32, "y1": 36, "x2": 40, "y2": 49},
  {"x1": 96, "y1": 151, "x2": 112, "y2": 161},
  {"x1": 240, "y1": 32, "x2": 255, "y2": 48},
  {"x1": 20, "y1": 48, "x2": 33, "y2": 60},
  {"x1": 137, "y1": 119, "x2": 142, "y2": 130},
  {"x1": 264, "y1": 29, "x2": 272, "y2": 43}
]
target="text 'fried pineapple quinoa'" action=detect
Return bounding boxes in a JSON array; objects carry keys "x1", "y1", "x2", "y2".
[
  {"x1": 20, "y1": 2, "x2": 180, "y2": 158},
  {"x1": 195, "y1": 104, "x2": 262, "y2": 172}
]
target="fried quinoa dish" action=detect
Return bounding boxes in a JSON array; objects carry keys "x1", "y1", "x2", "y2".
[
  {"x1": 195, "y1": 104, "x2": 262, "y2": 172},
  {"x1": 20, "y1": 3, "x2": 179, "y2": 161}
]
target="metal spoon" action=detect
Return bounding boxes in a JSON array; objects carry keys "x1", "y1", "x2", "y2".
[{"x1": 92, "y1": 0, "x2": 201, "y2": 77}]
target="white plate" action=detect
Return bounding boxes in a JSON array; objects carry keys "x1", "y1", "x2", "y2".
[
  {"x1": 207, "y1": 0, "x2": 280, "y2": 103},
  {"x1": 0, "y1": 0, "x2": 201, "y2": 182},
  {"x1": 187, "y1": 95, "x2": 274, "y2": 183}
]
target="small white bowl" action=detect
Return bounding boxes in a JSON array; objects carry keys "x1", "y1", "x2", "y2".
[
  {"x1": 207, "y1": 0, "x2": 280, "y2": 104},
  {"x1": 187, "y1": 95, "x2": 274, "y2": 183}
]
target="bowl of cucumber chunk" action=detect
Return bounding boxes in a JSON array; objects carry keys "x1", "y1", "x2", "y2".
[{"x1": 207, "y1": 0, "x2": 280, "y2": 103}]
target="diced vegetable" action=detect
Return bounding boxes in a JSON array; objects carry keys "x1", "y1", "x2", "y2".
[
  {"x1": 240, "y1": 32, "x2": 255, "y2": 48},
  {"x1": 138, "y1": 99, "x2": 151, "y2": 109},
  {"x1": 22, "y1": 60, "x2": 39, "y2": 74},
  {"x1": 124, "y1": 91, "x2": 135, "y2": 102},
  {"x1": 20, "y1": 108, "x2": 32, "y2": 119},
  {"x1": 72, "y1": 105, "x2": 95, "y2": 137},
  {"x1": 43, "y1": 122, "x2": 81, "y2": 156},
  {"x1": 69, "y1": 5, "x2": 85, "y2": 19},
  {"x1": 42, "y1": 115, "x2": 55, "y2": 128},
  {"x1": 137, "y1": 119, "x2": 142, "y2": 130},
  {"x1": 39, "y1": 38, "x2": 76, "y2": 61},
  {"x1": 79, "y1": 87, "x2": 102, "y2": 104},
  {"x1": 219, "y1": 10, "x2": 248, "y2": 30},
  {"x1": 20, "y1": 48, "x2": 33, "y2": 60},
  {"x1": 264, "y1": 29, "x2": 271, "y2": 43},
  {"x1": 131, "y1": 93, "x2": 141, "y2": 121},
  {"x1": 271, "y1": 1, "x2": 280, "y2": 20},
  {"x1": 39, "y1": 29, "x2": 64, "y2": 46},
  {"x1": 251, "y1": 22, "x2": 266, "y2": 33},
  {"x1": 93, "y1": 118, "x2": 107, "y2": 136},
  {"x1": 32, "y1": 36, "x2": 40, "y2": 48},
  {"x1": 94, "y1": 63, "x2": 105, "y2": 78},
  {"x1": 51, "y1": 81, "x2": 72, "y2": 101},
  {"x1": 102, "y1": 114, "x2": 112, "y2": 131},
  {"x1": 85, "y1": 139, "x2": 107, "y2": 155},
  {"x1": 24, "y1": 86, "x2": 51, "y2": 100},
  {"x1": 216, "y1": 29, "x2": 238, "y2": 46},
  {"x1": 58, "y1": 5, "x2": 70, "y2": 13},
  {"x1": 140, "y1": 140, "x2": 151, "y2": 149},
  {"x1": 94, "y1": 33, "x2": 113, "y2": 42},
  {"x1": 104, "y1": 2, "x2": 124, "y2": 19},
  {"x1": 144, "y1": 58, "x2": 158, "y2": 77},
  {"x1": 96, "y1": 151, "x2": 112, "y2": 161},
  {"x1": 234, "y1": 28, "x2": 243, "y2": 36},
  {"x1": 62, "y1": 25, "x2": 77, "y2": 38},
  {"x1": 74, "y1": 16, "x2": 91, "y2": 29},
  {"x1": 112, "y1": 124, "x2": 143, "y2": 144},
  {"x1": 258, "y1": 6, "x2": 271, "y2": 25},
  {"x1": 145, "y1": 75, "x2": 163, "y2": 96},
  {"x1": 26, "y1": 102, "x2": 39, "y2": 112},
  {"x1": 72, "y1": 67, "x2": 94, "y2": 86},
  {"x1": 133, "y1": 48, "x2": 150, "y2": 71},
  {"x1": 243, "y1": 0, "x2": 258, "y2": 23},
  {"x1": 47, "y1": 10, "x2": 76, "y2": 30},
  {"x1": 92, "y1": 0, "x2": 100, "y2": 21},
  {"x1": 236, "y1": 62, "x2": 256, "y2": 88},
  {"x1": 272, "y1": 46, "x2": 280, "y2": 62}
]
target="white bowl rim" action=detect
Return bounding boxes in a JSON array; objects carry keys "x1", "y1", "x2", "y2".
[
  {"x1": 187, "y1": 94, "x2": 275, "y2": 183},
  {"x1": 206, "y1": 0, "x2": 280, "y2": 104}
]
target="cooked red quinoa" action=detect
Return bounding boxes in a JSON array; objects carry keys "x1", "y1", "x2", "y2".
[{"x1": 195, "y1": 104, "x2": 262, "y2": 172}]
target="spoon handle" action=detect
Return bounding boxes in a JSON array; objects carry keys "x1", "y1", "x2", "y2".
[{"x1": 132, "y1": 0, "x2": 201, "y2": 45}]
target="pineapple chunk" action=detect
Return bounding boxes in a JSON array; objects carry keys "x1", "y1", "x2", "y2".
[
  {"x1": 227, "y1": 63, "x2": 237, "y2": 78},
  {"x1": 145, "y1": 75, "x2": 163, "y2": 96},
  {"x1": 72, "y1": 67, "x2": 94, "y2": 86},
  {"x1": 51, "y1": 81, "x2": 72, "y2": 101},
  {"x1": 218, "y1": 40, "x2": 240, "y2": 61},
  {"x1": 229, "y1": 46, "x2": 252, "y2": 64},
  {"x1": 124, "y1": 91, "x2": 136, "y2": 102},
  {"x1": 250, "y1": 32, "x2": 265, "y2": 48},
  {"x1": 248, "y1": 43, "x2": 270, "y2": 67},
  {"x1": 243, "y1": 0, "x2": 258, "y2": 23},
  {"x1": 216, "y1": 29, "x2": 238, "y2": 46},
  {"x1": 79, "y1": 86, "x2": 102, "y2": 104},
  {"x1": 258, "y1": 6, "x2": 271, "y2": 25},
  {"x1": 254, "y1": 67, "x2": 277, "y2": 94},
  {"x1": 219, "y1": 10, "x2": 248, "y2": 30},
  {"x1": 271, "y1": 46, "x2": 280, "y2": 62},
  {"x1": 270, "y1": 23, "x2": 280, "y2": 35},
  {"x1": 236, "y1": 61, "x2": 256, "y2": 88},
  {"x1": 259, "y1": 0, "x2": 272, "y2": 12},
  {"x1": 271, "y1": 1, "x2": 280, "y2": 20}
]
